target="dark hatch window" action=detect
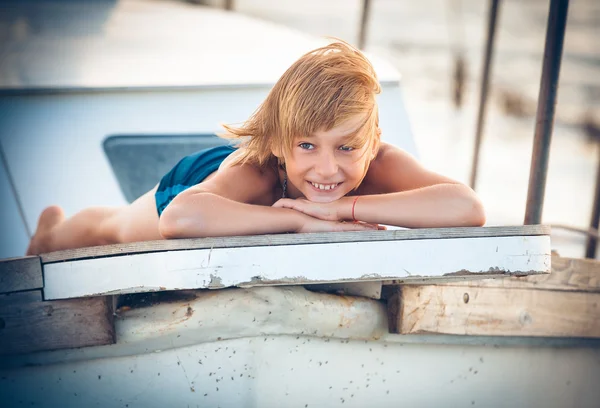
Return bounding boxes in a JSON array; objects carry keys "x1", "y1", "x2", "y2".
[{"x1": 104, "y1": 134, "x2": 230, "y2": 203}]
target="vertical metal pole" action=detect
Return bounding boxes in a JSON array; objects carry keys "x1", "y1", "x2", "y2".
[
  {"x1": 0, "y1": 142, "x2": 31, "y2": 238},
  {"x1": 358, "y1": 0, "x2": 371, "y2": 49},
  {"x1": 523, "y1": 0, "x2": 570, "y2": 225},
  {"x1": 469, "y1": 0, "x2": 500, "y2": 190},
  {"x1": 585, "y1": 147, "x2": 600, "y2": 258}
]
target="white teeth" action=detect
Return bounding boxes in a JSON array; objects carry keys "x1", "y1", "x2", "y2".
[{"x1": 311, "y1": 182, "x2": 338, "y2": 191}]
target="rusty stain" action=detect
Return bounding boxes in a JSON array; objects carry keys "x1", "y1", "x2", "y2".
[{"x1": 116, "y1": 306, "x2": 131, "y2": 314}]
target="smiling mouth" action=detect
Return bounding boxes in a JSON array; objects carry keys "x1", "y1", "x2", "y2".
[{"x1": 308, "y1": 181, "x2": 342, "y2": 191}]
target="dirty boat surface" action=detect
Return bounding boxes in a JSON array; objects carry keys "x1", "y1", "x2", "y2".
[{"x1": 2, "y1": 225, "x2": 600, "y2": 407}]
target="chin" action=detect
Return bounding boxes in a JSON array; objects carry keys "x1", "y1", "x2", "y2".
[
  {"x1": 294, "y1": 180, "x2": 353, "y2": 203},
  {"x1": 302, "y1": 187, "x2": 348, "y2": 203},
  {"x1": 305, "y1": 194, "x2": 341, "y2": 203}
]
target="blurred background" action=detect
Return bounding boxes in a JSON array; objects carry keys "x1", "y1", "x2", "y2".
[
  {"x1": 196, "y1": 0, "x2": 599, "y2": 257},
  {"x1": 0, "y1": 0, "x2": 598, "y2": 258}
]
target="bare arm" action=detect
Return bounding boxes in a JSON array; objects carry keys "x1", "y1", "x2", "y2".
[
  {"x1": 274, "y1": 144, "x2": 485, "y2": 228},
  {"x1": 159, "y1": 163, "x2": 377, "y2": 238},
  {"x1": 337, "y1": 183, "x2": 484, "y2": 228},
  {"x1": 160, "y1": 193, "x2": 304, "y2": 238}
]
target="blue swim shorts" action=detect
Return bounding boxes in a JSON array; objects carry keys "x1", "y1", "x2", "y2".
[{"x1": 155, "y1": 145, "x2": 236, "y2": 216}]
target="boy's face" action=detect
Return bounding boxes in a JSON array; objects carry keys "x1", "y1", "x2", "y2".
[{"x1": 280, "y1": 115, "x2": 376, "y2": 203}]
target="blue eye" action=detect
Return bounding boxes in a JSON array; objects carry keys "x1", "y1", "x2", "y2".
[
  {"x1": 299, "y1": 143, "x2": 314, "y2": 150},
  {"x1": 339, "y1": 145, "x2": 354, "y2": 152}
]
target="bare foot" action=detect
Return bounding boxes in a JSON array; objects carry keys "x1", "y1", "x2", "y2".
[{"x1": 26, "y1": 206, "x2": 65, "y2": 255}]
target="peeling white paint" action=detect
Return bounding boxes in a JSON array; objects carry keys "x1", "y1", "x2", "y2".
[{"x1": 43, "y1": 235, "x2": 551, "y2": 300}]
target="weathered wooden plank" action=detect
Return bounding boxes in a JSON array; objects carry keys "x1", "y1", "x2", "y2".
[
  {"x1": 41, "y1": 225, "x2": 550, "y2": 263},
  {"x1": 434, "y1": 256, "x2": 600, "y2": 292},
  {"x1": 0, "y1": 256, "x2": 43, "y2": 294},
  {"x1": 388, "y1": 257, "x2": 600, "y2": 337},
  {"x1": 0, "y1": 290, "x2": 43, "y2": 308},
  {"x1": 44, "y1": 235, "x2": 550, "y2": 300},
  {"x1": 0, "y1": 296, "x2": 115, "y2": 355},
  {"x1": 390, "y1": 285, "x2": 600, "y2": 338}
]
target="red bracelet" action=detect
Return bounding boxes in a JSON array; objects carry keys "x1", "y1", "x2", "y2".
[{"x1": 351, "y1": 196, "x2": 360, "y2": 222}]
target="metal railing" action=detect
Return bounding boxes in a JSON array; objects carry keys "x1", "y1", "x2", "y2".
[{"x1": 219, "y1": 0, "x2": 600, "y2": 258}]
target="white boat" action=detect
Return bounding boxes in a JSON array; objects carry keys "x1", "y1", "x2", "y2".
[
  {"x1": 0, "y1": 1, "x2": 598, "y2": 407},
  {"x1": 0, "y1": 0, "x2": 414, "y2": 260}
]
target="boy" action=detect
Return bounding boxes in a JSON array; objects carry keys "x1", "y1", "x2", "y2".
[{"x1": 27, "y1": 41, "x2": 485, "y2": 255}]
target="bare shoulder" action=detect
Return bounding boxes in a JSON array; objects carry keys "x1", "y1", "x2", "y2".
[
  {"x1": 361, "y1": 142, "x2": 461, "y2": 194},
  {"x1": 181, "y1": 157, "x2": 279, "y2": 205}
]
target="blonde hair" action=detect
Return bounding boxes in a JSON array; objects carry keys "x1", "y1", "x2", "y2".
[{"x1": 222, "y1": 40, "x2": 381, "y2": 168}]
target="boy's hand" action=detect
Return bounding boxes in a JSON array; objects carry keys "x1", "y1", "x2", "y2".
[
  {"x1": 275, "y1": 199, "x2": 387, "y2": 233},
  {"x1": 273, "y1": 198, "x2": 341, "y2": 221},
  {"x1": 296, "y1": 215, "x2": 382, "y2": 233}
]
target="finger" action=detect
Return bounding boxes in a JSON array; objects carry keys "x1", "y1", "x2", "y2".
[
  {"x1": 286, "y1": 202, "x2": 310, "y2": 214},
  {"x1": 339, "y1": 222, "x2": 377, "y2": 231},
  {"x1": 355, "y1": 222, "x2": 380, "y2": 229},
  {"x1": 272, "y1": 198, "x2": 294, "y2": 208},
  {"x1": 356, "y1": 222, "x2": 386, "y2": 230}
]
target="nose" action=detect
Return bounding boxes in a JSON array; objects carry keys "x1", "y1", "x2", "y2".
[{"x1": 314, "y1": 150, "x2": 338, "y2": 179}]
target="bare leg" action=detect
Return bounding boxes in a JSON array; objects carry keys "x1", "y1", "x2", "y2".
[
  {"x1": 26, "y1": 186, "x2": 162, "y2": 255},
  {"x1": 26, "y1": 205, "x2": 66, "y2": 255}
]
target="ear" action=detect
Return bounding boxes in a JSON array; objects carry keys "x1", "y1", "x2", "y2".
[
  {"x1": 271, "y1": 142, "x2": 286, "y2": 166},
  {"x1": 370, "y1": 127, "x2": 382, "y2": 160},
  {"x1": 271, "y1": 142, "x2": 282, "y2": 158},
  {"x1": 271, "y1": 142, "x2": 284, "y2": 159}
]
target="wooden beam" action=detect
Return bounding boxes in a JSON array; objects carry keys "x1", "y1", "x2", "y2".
[
  {"x1": 0, "y1": 290, "x2": 42, "y2": 307},
  {"x1": 391, "y1": 285, "x2": 600, "y2": 337},
  {"x1": 388, "y1": 257, "x2": 600, "y2": 337},
  {"x1": 435, "y1": 256, "x2": 600, "y2": 292},
  {"x1": 0, "y1": 293, "x2": 115, "y2": 355},
  {"x1": 0, "y1": 256, "x2": 43, "y2": 294},
  {"x1": 43, "y1": 234, "x2": 550, "y2": 300},
  {"x1": 41, "y1": 225, "x2": 550, "y2": 263}
]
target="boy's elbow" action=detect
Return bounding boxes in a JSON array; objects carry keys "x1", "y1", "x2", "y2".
[
  {"x1": 456, "y1": 185, "x2": 486, "y2": 227},
  {"x1": 158, "y1": 199, "x2": 208, "y2": 239},
  {"x1": 468, "y1": 199, "x2": 486, "y2": 226},
  {"x1": 158, "y1": 205, "x2": 183, "y2": 239}
]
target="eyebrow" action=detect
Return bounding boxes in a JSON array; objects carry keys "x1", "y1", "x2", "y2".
[
  {"x1": 298, "y1": 134, "x2": 356, "y2": 146},
  {"x1": 338, "y1": 128, "x2": 364, "y2": 142},
  {"x1": 304, "y1": 127, "x2": 362, "y2": 140}
]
